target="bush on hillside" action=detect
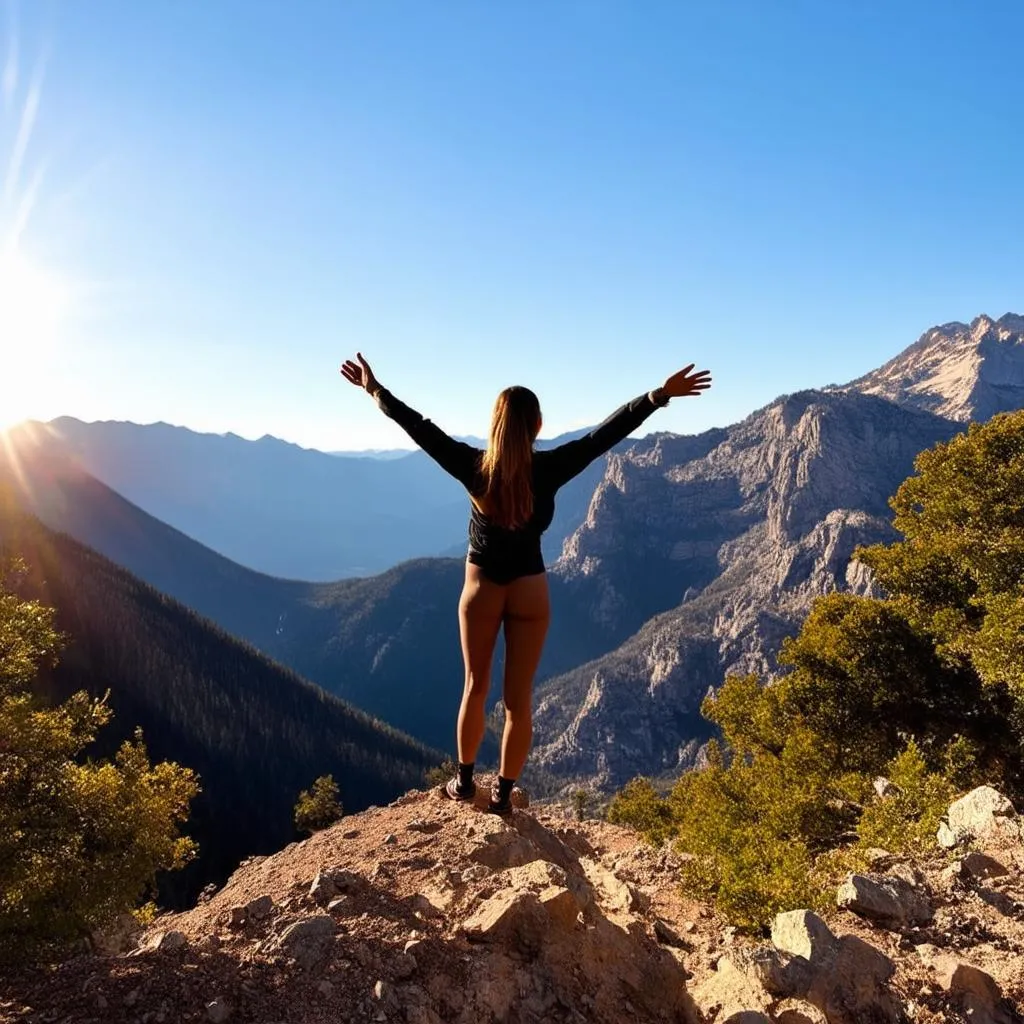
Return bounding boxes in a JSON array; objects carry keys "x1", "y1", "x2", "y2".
[
  {"x1": 424, "y1": 756, "x2": 458, "y2": 790},
  {"x1": 856, "y1": 742, "x2": 957, "y2": 854},
  {"x1": 294, "y1": 774, "x2": 344, "y2": 834},
  {"x1": 0, "y1": 563, "x2": 199, "y2": 961}
]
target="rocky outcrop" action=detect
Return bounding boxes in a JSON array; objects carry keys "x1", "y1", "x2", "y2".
[{"x1": 6, "y1": 786, "x2": 1024, "y2": 1024}]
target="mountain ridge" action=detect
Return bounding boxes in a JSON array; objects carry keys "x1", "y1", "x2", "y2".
[{"x1": 0, "y1": 492, "x2": 441, "y2": 904}]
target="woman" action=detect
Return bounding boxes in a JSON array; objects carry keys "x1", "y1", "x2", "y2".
[{"x1": 340, "y1": 353, "x2": 712, "y2": 813}]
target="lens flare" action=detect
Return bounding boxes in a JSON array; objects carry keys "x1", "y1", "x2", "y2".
[
  {"x1": 0, "y1": 247, "x2": 66, "y2": 427},
  {"x1": 0, "y1": 16, "x2": 74, "y2": 433}
]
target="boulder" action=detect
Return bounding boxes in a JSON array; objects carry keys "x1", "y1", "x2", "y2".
[
  {"x1": 837, "y1": 872, "x2": 932, "y2": 927},
  {"x1": 309, "y1": 869, "x2": 361, "y2": 903},
  {"x1": 461, "y1": 863, "x2": 585, "y2": 951},
  {"x1": 771, "y1": 910, "x2": 836, "y2": 964},
  {"x1": 694, "y1": 947, "x2": 809, "y2": 1020},
  {"x1": 933, "y1": 956, "x2": 1017, "y2": 1024},
  {"x1": 247, "y1": 895, "x2": 274, "y2": 920},
  {"x1": 467, "y1": 826, "x2": 537, "y2": 871},
  {"x1": 722, "y1": 1013, "x2": 772, "y2": 1024},
  {"x1": 961, "y1": 851, "x2": 1011, "y2": 882},
  {"x1": 142, "y1": 929, "x2": 187, "y2": 952},
  {"x1": 938, "y1": 786, "x2": 1020, "y2": 848},
  {"x1": 273, "y1": 915, "x2": 337, "y2": 970},
  {"x1": 462, "y1": 889, "x2": 548, "y2": 951},
  {"x1": 804, "y1": 935, "x2": 901, "y2": 1024}
]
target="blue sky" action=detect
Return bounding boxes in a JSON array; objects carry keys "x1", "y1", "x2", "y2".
[{"x1": 2, "y1": 0, "x2": 1022, "y2": 449}]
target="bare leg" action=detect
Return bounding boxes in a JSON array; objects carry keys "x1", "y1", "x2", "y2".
[
  {"x1": 456, "y1": 563, "x2": 505, "y2": 765},
  {"x1": 499, "y1": 572, "x2": 550, "y2": 780}
]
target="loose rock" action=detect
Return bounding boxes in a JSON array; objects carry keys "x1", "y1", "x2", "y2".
[
  {"x1": 273, "y1": 915, "x2": 337, "y2": 970},
  {"x1": 837, "y1": 872, "x2": 932, "y2": 928},
  {"x1": 938, "y1": 786, "x2": 1020, "y2": 848},
  {"x1": 771, "y1": 910, "x2": 836, "y2": 964}
]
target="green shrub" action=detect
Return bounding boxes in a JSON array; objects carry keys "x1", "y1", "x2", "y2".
[
  {"x1": 857, "y1": 742, "x2": 957, "y2": 854},
  {"x1": 424, "y1": 756, "x2": 457, "y2": 789},
  {"x1": 0, "y1": 567, "x2": 198, "y2": 960},
  {"x1": 606, "y1": 777, "x2": 676, "y2": 846},
  {"x1": 294, "y1": 774, "x2": 344, "y2": 833}
]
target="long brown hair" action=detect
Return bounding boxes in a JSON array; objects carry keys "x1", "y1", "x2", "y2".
[{"x1": 474, "y1": 386, "x2": 541, "y2": 529}]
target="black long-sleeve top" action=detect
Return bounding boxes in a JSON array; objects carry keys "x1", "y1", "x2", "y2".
[{"x1": 374, "y1": 387, "x2": 665, "y2": 583}]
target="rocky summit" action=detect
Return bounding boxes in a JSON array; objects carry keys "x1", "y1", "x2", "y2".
[
  {"x1": 848, "y1": 313, "x2": 1024, "y2": 422},
  {"x1": 5, "y1": 782, "x2": 1024, "y2": 1024}
]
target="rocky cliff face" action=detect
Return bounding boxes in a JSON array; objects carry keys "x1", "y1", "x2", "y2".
[
  {"x1": 6, "y1": 784, "x2": 1023, "y2": 1024},
  {"x1": 536, "y1": 391, "x2": 961, "y2": 790},
  {"x1": 847, "y1": 313, "x2": 1024, "y2": 422}
]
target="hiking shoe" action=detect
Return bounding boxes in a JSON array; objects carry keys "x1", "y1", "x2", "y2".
[
  {"x1": 443, "y1": 776, "x2": 476, "y2": 802},
  {"x1": 486, "y1": 782, "x2": 513, "y2": 816}
]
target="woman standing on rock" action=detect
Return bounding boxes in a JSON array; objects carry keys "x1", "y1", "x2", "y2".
[{"x1": 341, "y1": 354, "x2": 712, "y2": 813}]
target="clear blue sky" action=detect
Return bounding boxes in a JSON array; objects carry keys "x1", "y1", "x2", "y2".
[{"x1": 2, "y1": 0, "x2": 1022, "y2": 448}]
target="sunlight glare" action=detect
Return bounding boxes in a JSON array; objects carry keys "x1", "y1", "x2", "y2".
[{"x1": 0, "y1": 247, "x2": 66, "y2": 428}]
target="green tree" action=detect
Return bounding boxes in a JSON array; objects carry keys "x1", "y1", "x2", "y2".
[
  {"x1": 611, "y1": 412, "x2": 1024, "y2": 930},
  {"x1": 294, "y1": 774, "x2": 344, "y2": 833},
  {"x1": 0, "y1": 564, "x2": 199, "y2": 960},
  {"x1": 571, "y1": 788, "x2": 589, "y2": 821},
  {"x1": 859, "y1": 410, "x2": 1024, "y2": 687}
]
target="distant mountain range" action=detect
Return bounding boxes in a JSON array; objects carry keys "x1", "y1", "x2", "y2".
[
  {"x1": 0, "y1": 489, "x2": 439, "y2": 905},
  {"x1": 18, "y1": 416, "x2": 597, "y2": 580}
]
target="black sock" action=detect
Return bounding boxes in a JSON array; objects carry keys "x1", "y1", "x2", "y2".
[
  {"x1": 496, "y1": 775, "x2": 515, "y2": 804},
  {"x1": 457, "y1": 761, "x2": 475, "y2": 791}
]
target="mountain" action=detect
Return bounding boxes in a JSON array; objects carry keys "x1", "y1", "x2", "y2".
[
  {"x1": 328, "y1": 447, "x2": 414, "y2": 459},
  {"x1": 0, "y1": 442, "x2": 613, "y2": 754},
  {"x1": 22, "y1": 419, "x2": 603, "y2": 579},
  {"x1": 520, "y1": 312, "x2": 1024, "y2": 793},
  {"x1": 25, "y1": 417, "x2": 465, "y2": 579},
  {"x1": 847, "y1": 312, "x2": 1024, "y2": 421},
  {"x1": 527, "y1": 390, "x2": 965, "y2": 791},
  {"x1": 0, "y1": 490, "x2": 440, "y2": 904}
]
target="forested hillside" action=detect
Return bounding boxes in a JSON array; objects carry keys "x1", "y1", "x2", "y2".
[
  {"x1": 0, "y1": 489, "x2": 440, "y2": 905},
  {"x1": 0, "y1": 446, "x2": 609, "y2": 752}
]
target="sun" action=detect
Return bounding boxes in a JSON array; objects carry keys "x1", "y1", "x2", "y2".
[{"x1": 0, "y1": 247, "x2": 67, "y2": 429}]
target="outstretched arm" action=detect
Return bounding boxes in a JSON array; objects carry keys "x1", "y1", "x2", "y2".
[
  {"x1": 340, "y1": 353, "x2": 479, "y2": 489},
  {"x1": 545, "y1": 364, "x2": 712, "y2": 488}
]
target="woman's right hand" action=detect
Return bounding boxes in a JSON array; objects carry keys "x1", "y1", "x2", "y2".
[
  {"x1": 661, "y1": 364, "x2": 712, "y2": 399},
  {"x1": 340, "y1": 352, "x2": 381, "y2": 395}
]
